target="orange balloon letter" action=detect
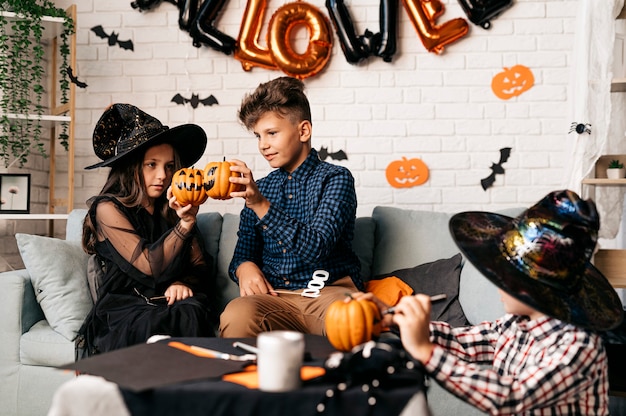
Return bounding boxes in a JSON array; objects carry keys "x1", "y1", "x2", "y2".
[
  {"x1": 234, "y1": 0, "x2": 277, "y2": 70},
  {"x1": 267, "y1": 2, "x2": 333, "y2": 79},
  {"x1": 402, "y1": 0, "x2": 468, "y2": 54}
]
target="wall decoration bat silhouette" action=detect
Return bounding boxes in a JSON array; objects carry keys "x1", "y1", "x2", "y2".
[
  {"x1": 171, "y1": 93, "x2": 219, "y2": 109},
  {"x1": 66, "y1": 67, "x2": 87, "y2": 88},
  {"x1": 91, "y1": 25, "x2": 134, "y2": 51},
  {"x1": 481, "y1": 147, "x2": 512, "y2": 191},
  {"x1": 317, "y1": 146, "x2": 348, "y2": 161}
]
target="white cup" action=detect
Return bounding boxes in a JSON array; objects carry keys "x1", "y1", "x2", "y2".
[{"x1": 257, "y1": 330, "x2": 305, "y2": 392}]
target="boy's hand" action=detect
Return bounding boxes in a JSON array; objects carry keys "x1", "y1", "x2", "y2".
[
  {"x1": 392, "y1": 294, "x2": 434, "y2": 363},
  {"x1": 228, "y1": 159, "x2": 270, "y2": 218},
  {"x1": 236, "y1": 261, "x2": 275, "y2": 296}
]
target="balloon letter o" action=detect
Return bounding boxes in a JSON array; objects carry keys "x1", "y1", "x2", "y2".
[{"x1": 268, "y1": 2, "x2": 333, "y2": 79}]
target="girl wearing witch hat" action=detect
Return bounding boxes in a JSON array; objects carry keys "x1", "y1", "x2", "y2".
[
  {"x1": 77, "y1": 104, "x2": 217, "y2": 357},
  {"x1": 356, "y1": 190, "x2": 623, "y2": 415}
]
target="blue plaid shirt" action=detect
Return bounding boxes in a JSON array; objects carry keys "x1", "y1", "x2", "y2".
[{"x1": 229, "y1": 149, "x2": 363, "y2": 291}]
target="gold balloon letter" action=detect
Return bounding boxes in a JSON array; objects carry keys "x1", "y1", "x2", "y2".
[
  {"x1": 268, "y1": 2, "x2": 333, "y2": 79},
  {"x1": 402, "y1": 0, "x2": 468, "y2": 54},
  {"x1": 235, "y1": 0, "x2": 277, "y2": 70}
]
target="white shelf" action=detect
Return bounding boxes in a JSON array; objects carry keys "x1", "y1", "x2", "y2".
[
  {"x1": 1, "y1": 113, "x2": 71, "y2": 123},
  {"x1": 0, "y1": 214, "x2": 68, "y2": 220},
  {"x1": 0, "y1": 11, "x2": 66, "y2": 40},
  {"x1": 582, "y1": 178, "x2": 626, "y2": 185},
  {"x1": 611, "y1": 78, "x2": 626, "y2": 92}
]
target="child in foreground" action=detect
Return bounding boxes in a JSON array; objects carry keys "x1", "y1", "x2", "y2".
[{"x1": 355, "y1": 190, "x2": 624, "y2": 415}]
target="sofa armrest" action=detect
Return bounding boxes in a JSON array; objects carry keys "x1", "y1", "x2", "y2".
[{"x1": 0, "y1": 269, "x2": 45, "y2": 340}]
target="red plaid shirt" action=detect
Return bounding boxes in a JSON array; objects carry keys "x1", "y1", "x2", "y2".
[{"x1": 424, "y1": 314, "x2": 609, "y2": 415}]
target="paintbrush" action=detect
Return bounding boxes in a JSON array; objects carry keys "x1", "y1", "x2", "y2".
[
  {"x1": 168, "y1": 341, "x2": 255, "y2": 361},
  {"x1": 383, "y1": 293, "x2": 448, "y2": 315}
]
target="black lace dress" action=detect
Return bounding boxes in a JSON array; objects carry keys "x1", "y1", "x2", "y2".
[{"x1": 77, "y1": 196, "x2": 217, "y2": 358}]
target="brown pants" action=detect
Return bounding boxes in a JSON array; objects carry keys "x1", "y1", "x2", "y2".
[{"x1": 219, "y1": 276, "x2": 358, "y2": 338}]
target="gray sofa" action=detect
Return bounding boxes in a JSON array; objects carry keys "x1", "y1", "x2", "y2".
[{"x1": 1, "y1": 205, "x2": 525, "y2": 416}]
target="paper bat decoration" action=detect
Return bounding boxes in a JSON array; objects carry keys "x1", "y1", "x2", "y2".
[
  {"x1": 317, "y1": 146, "x2": 348, "y2": 161},
  {"x1": 480, "y1": 147, "x2": 512, "y2": 191},
  {"x1": 171, "y1": 93, "x2": 219, "y2": 109},
  {"x1": 91, "y1": 25, "x2": 134, "y2": 51},
  {"x1": 66, "y1": 67, "x2": 87, "y2": 88}
]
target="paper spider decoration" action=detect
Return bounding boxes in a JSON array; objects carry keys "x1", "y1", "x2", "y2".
[{"x1": 569, "y1": 122, "x2": 591, "y2": 135}]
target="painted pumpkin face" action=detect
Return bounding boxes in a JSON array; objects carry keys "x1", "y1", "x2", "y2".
[
  {"x1": 491, "y1": 65, "x2": 534, "y2": 100},
  {"x1": 171, "y1": 167, "x2": 208, "y2": 206},
  {"x1": 203, "y1": 160, "x2": 245, "y2": 200},
  {"x1": 325, "y1": 297, "x2": 382, "y2": 352},
  {"x1": 385, "y1": 157, "x2": 429, "y2": 188}
]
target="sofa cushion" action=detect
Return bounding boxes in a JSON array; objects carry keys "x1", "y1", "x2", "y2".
[
  {"x1": 373, "y1": 254, "x2": 469, "y2": 327},
  {"x1": 195, "y1": 212, "x2": 223, "y2": 274},
  {"x1": 20, "y1": 320, "x2": 74, "y2": 366},
  {"x1": 353, "y1": 217, "x2": 375, "y2": 281},
  {"x1": 216, "y1": 213, "x2": 243, "y2": 313},
  {"x1": 66, "y1": 209, "x2": 88, "y2": 242},
  {"x1": 371, "y1": 205, "x2": 525, "y2": 326},
  {"x1": 458, "y1": 207, "x2": 524, "y2": 325},
  {"x1": 458, "y1": 260, "x2": 505, "y2": 325},
  {"x1": 16, "y1": 233, "x2": 92, "y2": 341},
  {"x1": 371, "y1": 207, "x2": 459, "y2": 275}
]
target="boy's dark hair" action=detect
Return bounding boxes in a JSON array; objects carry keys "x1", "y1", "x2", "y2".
[{"x1": 238, "y1": 77, "x2": 312, "y2": 130}]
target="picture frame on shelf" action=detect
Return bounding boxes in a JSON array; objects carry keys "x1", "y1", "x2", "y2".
[{"x1": 0, "y1": 173, "x2": 31, "y2": 214}]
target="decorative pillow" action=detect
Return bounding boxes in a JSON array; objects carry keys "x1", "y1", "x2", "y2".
[
  {"x1": 16, "y1": 233, "x2": 93, "y2": 341},
  {"x1": 373, "y1": 253, "x2": 469, "y2": 327}
]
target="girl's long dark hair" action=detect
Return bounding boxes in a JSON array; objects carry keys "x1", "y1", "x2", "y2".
[{"x1": 82, "y1": 146, "x2": 181, "y2": 254}]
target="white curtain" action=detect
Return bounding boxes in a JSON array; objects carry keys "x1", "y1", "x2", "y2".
[{"x1": 566, "y1": 0, "x2": 626, "y2": 239}]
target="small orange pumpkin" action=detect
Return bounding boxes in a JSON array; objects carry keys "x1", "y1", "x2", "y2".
[
  {"x1": 385, "y1": 156, "x2": 429, "y2": 188},
  {"x1": 491, "y1": 65, "x2": 534, "y2": 100},
  {"x1": 171, "y1": 167, "x2": 209, "y2": 206},
  {"x1": 325, "y1": 297, "x2": 382, "y2": 351},
  {"x1": 203, "y1": 160, "x2": 244, "y2": 200}
]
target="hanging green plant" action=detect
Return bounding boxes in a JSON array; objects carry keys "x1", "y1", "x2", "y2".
[{"x1": 0, "y1": 0, "x2": 74, "y2": 168}]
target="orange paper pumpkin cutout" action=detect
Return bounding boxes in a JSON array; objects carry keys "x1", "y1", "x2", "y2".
[
  {"x1": 402, "y1": 0, "x2": 469, "y2": 54},
  {"x1": 171, "y1": 167, "x2": 209, "y2": 207},
  {"x1": 491, "y1": 65, "x2": 534, "y2": 100},
  {"x1": 385, "y1": 157, "x2": 430, "y2": 188}
]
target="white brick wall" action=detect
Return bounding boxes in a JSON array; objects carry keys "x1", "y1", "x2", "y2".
[{"x1": 3, "y1": 0, "x2": 617, "y2": 269}]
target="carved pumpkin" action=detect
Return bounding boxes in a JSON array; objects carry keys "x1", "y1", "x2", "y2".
[
  {"x1": 203, "y1": 160, "x2": 244, "y2": 200},
  {"x1": 171, "y1": 167, "x2": 208, "y2": 206},
  {"x1": 491, "y1": 65, "x2": 534, "y2": 100},
  {"x1": 385, "y1": 157, "x2": 429, "y2": 188},
  {"x1": 325, "y1": 297, "x2": 382, "y2": 351}
]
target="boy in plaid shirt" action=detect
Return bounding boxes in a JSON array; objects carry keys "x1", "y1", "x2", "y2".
[
  {"x1": 358, "y1": 190, "x2": 623, "y2": 415},
  {"x1": 220, "y1": 77, "x2": 362, "y2": 337}
]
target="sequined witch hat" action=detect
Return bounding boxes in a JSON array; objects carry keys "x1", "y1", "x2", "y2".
[
  {"x1": 449, "y1": 190, "x2": 623, "y2": 331},
  {"x1": 85, "y1": 103, "x2": 207, "y2": 169}
]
